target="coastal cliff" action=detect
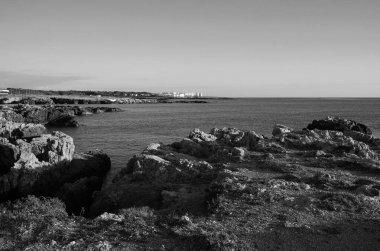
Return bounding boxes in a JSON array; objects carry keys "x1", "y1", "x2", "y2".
[{"x1": 1, "y1": 117, "x2": 380, "y2": 250}]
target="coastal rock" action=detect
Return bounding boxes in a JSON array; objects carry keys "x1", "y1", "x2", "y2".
[
  {"x1": 0, "y1": 146, "x2": 110, "y2": 210},
  {"x1": 47, "y1": 114, "x2": 80, "y2": 127},
  {"x1": 210, "y1": 127, "x2": 263, "y2": 149},
  {"x1": 0, "y1": 125, "x2": 77, "y2": 198},
  {"x1": 2, "y1": 116, "x2": 380, "y2": 250},
  {"x1": 276, "y1": 129, "x2": 378, "y2": 160},
  {"x1": 172, "y1": 138, "x2": 212, "y2": 158},
  {"x1": 0, "y1": 96, "x2": 53, "y2": 105},
  {"x1": 272, "y1": 124, "x2": 293, "y2": 137},
  {"x1": 126, "y1": 154, "x2": 215, "y2": 184},
  {"x1": 307, "y1": 116, "x2": 372, "y2": 135},
  {"x1": 189, "y1": 128, "x2": 217, "y2": 142},
  {"x1": 19, "y1": 96, "x2": 54, "y2": 105},
  {"x1": 1, "y1": 105, "x2": 122, "y2": 127},
  {"x1": 1, "y1": 119, "x2": 46, "y2": 140},
  {"x1": 89, "y1": 142, "x2": 217, "y2": 216},
  {"x1": 0, "y1": 105, "x2": 79, "y2": 127},
  {"x1": 68, "y1": 106, "x2": 122, "y2": 115},
  {"x1": 30, "y1": 131, "x2": 75, "y2": 163}
]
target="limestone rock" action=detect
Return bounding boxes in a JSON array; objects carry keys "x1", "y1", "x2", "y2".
[
  {"x1": 272, "y1": 124, "x2": 293, "y2": 137},
  {"x1": 189, "y1": 128, "x2": 217, "y2": 142}
]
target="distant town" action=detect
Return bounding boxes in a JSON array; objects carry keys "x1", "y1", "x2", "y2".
[
  {"x1": 161, "y1": 92, "x2": 202, "y2": 98},
  {"x1": 0, "y1": 88, "x2": 204, "y2": 99}
]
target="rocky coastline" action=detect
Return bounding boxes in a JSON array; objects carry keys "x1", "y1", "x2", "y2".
[
  {"x1": 0, "y1": 105, "x2": 122, "y2": 127},
  {"x1": 0, "y1": 95, "x2": 209, "y2": 105},
  {"x1": 1, "y1": 116, "x2": 380, "y2": 250},
  {"x1": 0, "y1": 118, "x2": 111, "y2": 214}
]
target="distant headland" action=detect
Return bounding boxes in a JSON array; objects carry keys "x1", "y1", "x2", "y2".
[{"x1": 0, "y1": 88, "x2": 215, "y2": 105}]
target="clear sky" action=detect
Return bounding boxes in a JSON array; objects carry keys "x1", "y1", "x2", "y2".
[{"x1": 0, "y1": 0, "x2": 379, "y2": 97}]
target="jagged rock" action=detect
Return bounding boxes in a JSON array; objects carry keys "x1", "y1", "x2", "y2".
[
  {"x1": 172, "y1": 138, "x2": 212, "y2": 158},
  {"x1": 126, "y1": 154, "x2": 215, "y2": 184},
  {"x1": 0, "y1": 96, "x2": 53, "y2": 105},
  {"x1": 0, "y1": 149, "x2": 110, "y2": 205},
  {"x1": 272, "y1": 124, "x2": 293, "y2": 137},
  {"x1": 231, "y1": 147, "x2": 247, "y2": 161},
  {"x1": 275, "y1": 129, "x2": 378, "y2": 160},
  {"x1": 0, "y1": 119, "x2": 46, "y2": 139},
  {"x1": 0, "y1": 128, "x2": 76, "y2": 199},
  {"x1": 307, "y1": 117, "x2": 372, "y2": 135},
  {"x1": 0, "y1": 105, "x2": 79, "y2": 127},
  {"x1": 30, "y1": 131, "x2": 75, "y2": 163},
  {"x1": 189, "y1": 128, "x2": 217, "y2": 142},
  {"x1": 210, "y1": 127, "x2": 263, "y2": 149}
]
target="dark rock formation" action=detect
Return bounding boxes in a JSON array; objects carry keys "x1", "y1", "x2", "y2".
[
  {"x1": 65, "y1": 106, "x2": 123, "y2": 115},
  {"x1": 46, "y1": 114, "x2": 80, "y2": 127},
  {"x1": 0, "y1": 105, "x2": 123, "y2": 128},
  {"x1": 307, "y1": 116, "x2": 372, "y2": 135}
]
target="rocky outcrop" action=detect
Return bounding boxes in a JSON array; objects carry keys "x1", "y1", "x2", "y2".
[
  {"x1": 2, "y1": 117, "x2": 380, "y2": 250},
  {"x1": 0, "y1": 105, "x2": 79, "y2": 127},
  {"x1": 90, "y1": 118, "x2": 380, "y2": 225},
  {"x1": 0, "y1": 96, "x2": 54, "y2": 105},
  {"x1": 307, "y1": 116, "x2": 372, "y2": 135},
  {"x1": 66, "y1": 106, "x2": 123, "y2": 115},
  {"x1": 0, "y1": 121, "x2": 111, "y2": 215},
  {"x1": 51, "y1": 97, "x2": 157, "y2": 105},
  {"x1": 0, "y1": 105, "x2": 123, "y2": 127},
  {"x1": 272, "y1": 124, "x2": 293, "y2": 136}
]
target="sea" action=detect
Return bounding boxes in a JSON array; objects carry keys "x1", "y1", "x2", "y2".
[{"x1": 49, "y1": 98, "x2": 380, "y2": 178}]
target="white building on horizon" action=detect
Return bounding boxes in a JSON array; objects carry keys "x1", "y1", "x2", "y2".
[{"x1": 161, "y1": 91, "x2": 203, "y2": 98}]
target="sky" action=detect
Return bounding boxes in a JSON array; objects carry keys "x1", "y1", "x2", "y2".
[{"x1": 0, "y1": 0, "x2": 379, "y2": 97}]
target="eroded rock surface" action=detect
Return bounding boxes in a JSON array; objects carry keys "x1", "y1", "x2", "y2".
[
  {"x1": 0, "y1": 121, "x2": 110, "y2": 215},
  {"x1": 89, "y1": 118, "x2": 380, "y2": 250}
]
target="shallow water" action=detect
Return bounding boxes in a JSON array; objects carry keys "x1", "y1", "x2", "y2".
[{"x1": 50, "y1": 98, "x2": 380, "y2": 176}]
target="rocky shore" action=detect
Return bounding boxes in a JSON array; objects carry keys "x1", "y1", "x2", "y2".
[
  {"x1": 0, "y1": 95, "x2": 157, "y2": 105},
  {"x1": 1, "y1": 117, "x2": 380, "y2": 250},
  {"x1": 0, "y1": 95, "x2": 209, "y2": 105},
  {"x1": 0, "y1": 119, "x2": 111, "y2": 215},
  {"x1": 0, "y1": 105, "x2": 122, "y2": 127}
]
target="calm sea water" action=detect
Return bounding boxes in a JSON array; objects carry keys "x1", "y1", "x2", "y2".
[{"x1": 50, "y1": 98, "x2": 380, "y2": 176}]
